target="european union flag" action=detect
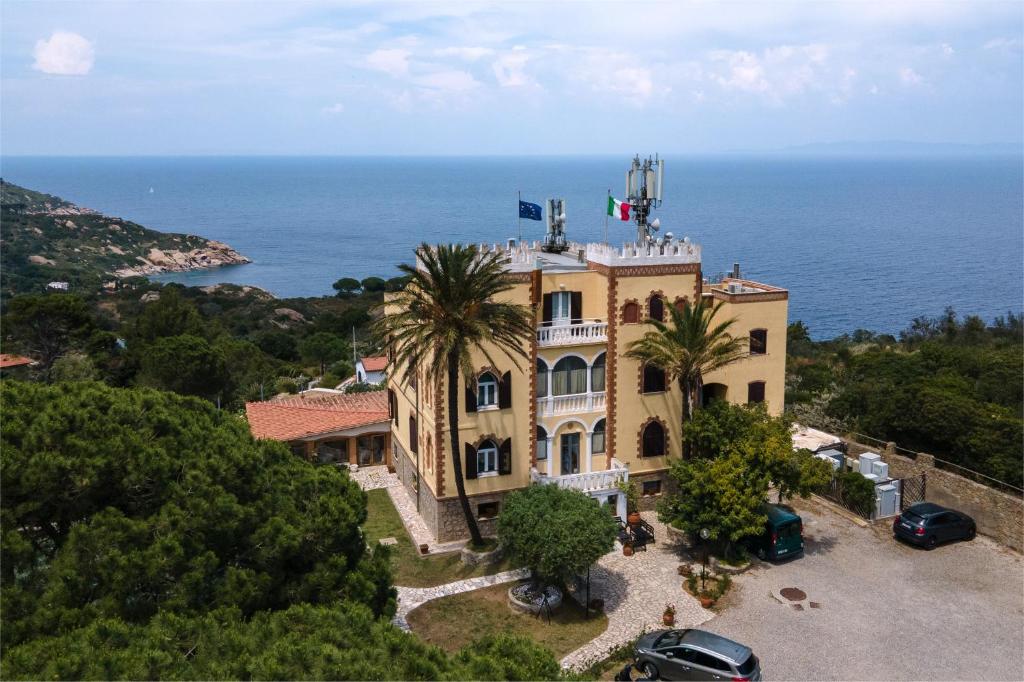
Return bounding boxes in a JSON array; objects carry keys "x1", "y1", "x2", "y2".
[{"x1": 519, "y1": 200, "x2": 542, "y2": 221}]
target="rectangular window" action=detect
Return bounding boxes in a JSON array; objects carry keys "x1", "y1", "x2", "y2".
[
  {"x1": 477, "y1": 380, "x2": 497, "y2": 406},
  {"x1": 478, "y1": 501, "x2": 499, "y2": 520},
  {"x1": 592, "y1": 430, "x2": 606, "y2": 454},
  {"x1": 552, "y1": 291, "x2": 571, "y2": 324},
  {"x1": 409, "y1": 416, "x2": 418, "y2": 454},
  {"x1": 750, "y1": 329, "x2": 768, "y2": 355},
  {"x1": 642, "y1": 480, "x2": 662, "y2": 497},
  {"x1": 748, "y1": 381, "x2": 766, "y2": 404},
  {"x1": 642, "y1": 365, "x2": 667, "y2": 393},
  {"x1": 477, "y1": 447, "x2": 498, "y2": 476},
  {"x1": 536, "y1": 438, "x2": 548, "y2": 460},
  {"x1": 357, "y1": 435, "x2": 386, "y2": 465}
]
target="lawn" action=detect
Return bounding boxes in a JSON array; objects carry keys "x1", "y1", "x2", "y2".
[
  {"x1": 362, "y1": 488, "x2": 521, "y2": 588},
  {"x1": 406, "y1": 581, "x2": 609, "y2": 660}
]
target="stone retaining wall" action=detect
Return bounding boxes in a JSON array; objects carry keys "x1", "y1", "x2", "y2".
[{"x1": 866, "y1": 443, "x2": 1023, "y2": 552}]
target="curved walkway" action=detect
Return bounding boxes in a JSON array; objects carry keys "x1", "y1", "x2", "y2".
[
  {"x1": 392, "y1": 567, "x2": 532, "y2": 630},
  {"x1": 559, "y1": 513, "x2": 713, "y2": 670}
]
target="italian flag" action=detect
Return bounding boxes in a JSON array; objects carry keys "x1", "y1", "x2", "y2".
[{"x1": 607, "y1": 195, "x2": 631, "y2": 221}]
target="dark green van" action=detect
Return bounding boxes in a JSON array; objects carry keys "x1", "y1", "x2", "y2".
[{"x1": 749, "y1": 504, "x2": 804, "y2": 561}]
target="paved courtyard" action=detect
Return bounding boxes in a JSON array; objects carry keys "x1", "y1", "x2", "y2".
[{"x1": 708, "y1": 497, "x2": 1024, "y2": 681}]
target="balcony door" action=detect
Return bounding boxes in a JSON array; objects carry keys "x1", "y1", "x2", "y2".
[
  {"x1": 560, "y1": 432, "x2": 580, "y2": 475},
  {"x1": 551, "y1": 291, "x2": 572, "y2": 326}
]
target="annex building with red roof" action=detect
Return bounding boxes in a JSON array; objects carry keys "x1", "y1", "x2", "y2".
[{"x1": 245, "y1": 389, "x2": 392, "y2": 467}]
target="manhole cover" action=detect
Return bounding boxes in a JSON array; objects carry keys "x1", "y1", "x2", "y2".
[{"x1": 780, "y1": 587, "x2": 807, "y2": 601}]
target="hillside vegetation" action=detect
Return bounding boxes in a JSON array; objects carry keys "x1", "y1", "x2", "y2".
[{"x1": 0, "y1": 179, "x2": 248, "y2": 298}]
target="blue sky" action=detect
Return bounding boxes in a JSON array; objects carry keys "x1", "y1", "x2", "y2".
[{"x1": 2, "y1": 1, "x2": 1022, "y2": 155}]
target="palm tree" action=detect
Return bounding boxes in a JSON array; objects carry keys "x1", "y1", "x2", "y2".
[
  {"x1": 625, "y1": 297, "x2": 747, "y2": 456},
  {"x1": 373, "y1": 243, "x2": 534, "y2": 545}
]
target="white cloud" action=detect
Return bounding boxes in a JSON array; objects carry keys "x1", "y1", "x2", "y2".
[
  {"x1": 711, "y1": 50, "x2": 770, "y2": 93},
  {"x1": 365, "y1": 48, "x2": 411, "y2": 76},
  {"x1": 436, "y1": 46, "x2": 494, "y2": 61},
  {"x1": 940, "y1": 43, "x2": 954, "y2": 55},
  {"x1": 32, "y1": 31, "x2": 94, "y2": 75},
  {"x1": 983, "y1": 37, "x2": 1022, "y2": 51},
  {"x1": 492, "y1": 49, "x2": 533, "y2": 87},
  {"x1": 899, "y1": 66, "x2": 922, "y2": 85},
  {"x1": 414, "y1": 70, "x2": 480, "y2": 92},
  {"x1": 322, "y1": 103, "x2": 345, "y2": 114}
]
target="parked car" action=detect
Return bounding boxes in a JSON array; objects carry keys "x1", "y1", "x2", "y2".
[
  {"x1": 893, "y1": 502, "x2": 976, "y2": 549},
  {"x1": 634, "y1": 628, "x2": 761, "y2": 681},
  {"x1": 746, "y1": 503, "x2": 803, "y2": 561}
]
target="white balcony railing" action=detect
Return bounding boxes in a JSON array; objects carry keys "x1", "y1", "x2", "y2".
[
  {"x1": 531, "y1": 458, "x2": 629, "y2": 493},
  {"x1": 536, "y1": 392, "x2": 606, "y2": 417},
  {"x1": 537, "y1": 321, "x2": 607, "y2": 347}
]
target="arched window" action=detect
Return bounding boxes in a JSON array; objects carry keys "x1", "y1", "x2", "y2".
[
  {"x1": 590, "y1": 352, "x2": 606, "y2": 393},
  {"x1": 747, "y1": 381, "x2": 766, "y2": 404},
  {"x1": 409, "y1": 415, "x2": 418, "y2": 454},
  {"x1": 552, "y1": 356, "x2": 588, "y2": 396},
  {"x1": 477, "y1": 439, "x2": 499, "y2": 476},
  {"x1": 642, "y1": 421, "x2": 666, "y2": 457},
  {"x1": 536, "y1": 359, "x2": 549, "y2": 398},
  {"x1": 536, "y1": 425, "x2": 548, "y2": 461},
  {"x1": 642, "y1": 363, "x2": 667, "y2": 393},
  {"x1": 674, "y1": 296, "x2": 689, "y2": 312},
  {"x1": 592, "y1": 418, "x2": 606, "y2": 454},
  {"x1": 622, "y1": 301, "x2": 639, "y2": 324},
  {"x1": 750, "y1": 329, "x2": 767, "y2": 355},
  {"x1": 477, "y1": 372, "x2": 498, "y2": 407},
  {"x1": 648, "y1": 294, "x2": 665, "y2": 322},
  {"x1": 426, "y1": 433, "x2": 433, "y2": 470}
]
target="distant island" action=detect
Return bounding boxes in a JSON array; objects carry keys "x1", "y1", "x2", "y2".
[{"x1": 0, "y1": 180, "x2": 249, "y2": 297}]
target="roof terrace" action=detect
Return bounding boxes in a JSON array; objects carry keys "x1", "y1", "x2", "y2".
[{"x1": 467, "y1": 237, "x2": 703, "y2": 273}]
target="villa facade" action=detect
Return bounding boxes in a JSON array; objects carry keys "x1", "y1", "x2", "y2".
[{"x1": 386, "y1": 238, "x2": 788, "y2": 543}]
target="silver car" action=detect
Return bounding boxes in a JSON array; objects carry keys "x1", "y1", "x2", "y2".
[{"x1": 634, "y1": 628, "x2": 762, "y2": 681}]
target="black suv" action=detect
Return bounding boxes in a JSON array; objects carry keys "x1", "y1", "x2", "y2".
[{"x1": 893, "y1": 502, "x2": 976, "y2": 549}]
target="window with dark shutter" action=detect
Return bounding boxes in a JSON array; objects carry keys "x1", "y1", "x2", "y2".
[
  {"x1": 464, "y1": 383, "x2": 477, "y2": 412},
  {"x1": 748, "y1": 381, "x2": 766, "y2": 404},
  {"x1": 623, "y1": 301, "x2": 639, "y2": 324},
  {"x1": 570, "y1": 291, "x2": 582, "y2": 324},
  {"x1": 648, "y1": 294, "x2": 664, "y2": 322},
  {"x1": 464, "y1": 443, "x2": 478, "y2": 479},
  {"x1": 409, "y1": 415, "x2": 418, "y2": 454},
  {"x1": 542, "y1": 293, "x2": 553, "y2": 325},
  {"x1": 499, "y1": 438, "x2": 512, "y2": 475},
  {"x1": 642, "y1": 364, "x2": 667, "y2": 393},
  {"x1": 750, "y1": 329, "x2": 767, "y2": 355},
  {"x1": 642, "y1": 421, "x2": 666, "y2": 457},
  {"x1": 498, "y1": 371, "x2": 512, "y2": 409},
  {"x1": 388, "y1": 388, "x2": 396, "y2": 422}
]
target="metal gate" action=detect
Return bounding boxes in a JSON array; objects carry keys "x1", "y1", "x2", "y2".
[{"x1": 899, "y1": 473, "x2": 927, "y2": 510}]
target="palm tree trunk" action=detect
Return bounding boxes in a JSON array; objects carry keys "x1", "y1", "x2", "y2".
[{"x1": 447, "y1": 347, "x2": 484, "y2": 546}]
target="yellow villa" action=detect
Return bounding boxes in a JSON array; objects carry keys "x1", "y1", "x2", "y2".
[{"x1": 385, "y1": 236, "x2": 789, "y2": 543}]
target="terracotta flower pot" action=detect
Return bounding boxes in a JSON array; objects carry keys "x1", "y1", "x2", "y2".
[
  {"x1": 627, "y1": 511, "x2": 642, "y2": 526},
  {"x1": 623, "y1": 544, "x2": 634, "y2": 557},
  {"x1": 663, "y1": 613, "x2": 675, "y2": 626},
  {"x1": 699, "y1": 596, "x2": 714, "y2": 608}
]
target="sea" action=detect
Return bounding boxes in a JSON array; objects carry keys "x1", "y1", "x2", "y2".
[{"x1": 2, "y1": 155, "x2": 1021, "y2": 340}]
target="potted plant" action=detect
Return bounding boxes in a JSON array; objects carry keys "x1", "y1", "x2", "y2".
[
  {"x1": 699, "y1": 592, "x2": 714, "y2": 609},
  {"x1": 623, "y1": 541, "x2": 634, "y2": 557},
  {"x1": 663, "y1": 603, "x2": 676, "y2": 626},
  {"x1": 618, "y1": 479, "x2": 641, "y2": 526}
]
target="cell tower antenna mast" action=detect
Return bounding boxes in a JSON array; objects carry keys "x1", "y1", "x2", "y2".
[{"x1": 625, "y1": 154, "x2": 664, "y2": 243}]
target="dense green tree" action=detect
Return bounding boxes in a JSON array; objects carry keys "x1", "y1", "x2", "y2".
[
  {"x1": 136, "y1": 334, "x2": 230, "y2": 400},
  {"x1": 2, "y1": 293, "x2": 95, "y2": 371},
  {"x1": 498, "y1": 484, "x2": 618, "y2": 585},
  {"x1": 374, "y1": 244, "x2": 534, "y2": 545},
  {"x1": 332, "y1": 277, "x2": 362, "y2": 298},
  {"x1": 658, "y1": 451, "x2": 769, "y2": 556},
  {"x1": 127, "y1": 287, "x2": 205, "y2": 346},
  {"x1": 361, "y1": 276, "x2": 387, "y2": 293},
  {"x1": 252, "y1": 329, "x2": 300, "y2": 361},
  {"x1": 298, "y1": 331, "x2": 348, "y2": 375},
  {"x1": 625, "y1": 298, "x2": 747, "y2": 455},
  {"x1": 48, "y1": 352, "x2": 99, "y2": 382},
  {"x1": 1, "y1": 603, "x2": 561, "y2": 681},
  {"x1": 0, "y1": 381, "x2": 394, "y2": 654},
  {"x1": 384, "y1": 274, "x2": 412, "y2": 292},
  {"x1": 213, "y1": 337, "x2": 280, "y2": 406}
]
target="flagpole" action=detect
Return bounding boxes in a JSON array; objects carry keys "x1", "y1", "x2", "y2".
[
  {"x1": 517, "y1": 190, "x2": 522, "y2": 242},
  {"x1": 604, "y1": 189, "x2": 610, "y2": 244}
]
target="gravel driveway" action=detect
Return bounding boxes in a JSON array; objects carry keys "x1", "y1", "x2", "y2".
[{"x1": 707, "y1": 497, "x2": 1024, "y2": 681}]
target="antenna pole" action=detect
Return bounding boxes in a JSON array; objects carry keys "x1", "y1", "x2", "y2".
[{"x1": 517, "y1": 190, "x2": 522, "y2": 242}]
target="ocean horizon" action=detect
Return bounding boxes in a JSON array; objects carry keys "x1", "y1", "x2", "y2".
[{"x1": 3, "y1": 154, "x2": 1021, "y2": 340}]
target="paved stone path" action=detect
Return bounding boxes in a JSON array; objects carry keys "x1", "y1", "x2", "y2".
[
  {"x1": 348, "y1": 464, "x2": 395, "y2": 491},
  {"x1": 392, "y1": 567, "x2": 532, "y2": 631},
  {"x1": 559, "y1": 512, "x2": 713, "y2": 671}
]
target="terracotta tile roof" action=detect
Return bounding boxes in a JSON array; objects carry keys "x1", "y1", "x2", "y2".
[
  {"x1": 245, "y1": 390, "x2": 390, "y2": 441},
  {"x1": 0, "y1": 354, "x2": 34, "y2": 369},
  {"x1": 360, "y1": 356, "x2": 388, "y2": 372}
]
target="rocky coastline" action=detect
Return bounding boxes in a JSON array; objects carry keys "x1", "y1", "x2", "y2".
[{"x1": 112, "y1": 240, "x2": 251, "y2": 278}]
